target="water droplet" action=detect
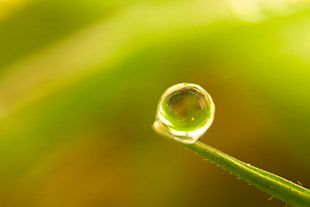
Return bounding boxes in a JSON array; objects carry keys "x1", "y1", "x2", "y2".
[{"x1": 153, "y1": 83, "x2": 215, "y2": 144}]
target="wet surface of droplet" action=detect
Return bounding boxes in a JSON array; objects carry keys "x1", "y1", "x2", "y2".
[{"x1": 153, "y1": 83, "x2": 215, "y2": 144}]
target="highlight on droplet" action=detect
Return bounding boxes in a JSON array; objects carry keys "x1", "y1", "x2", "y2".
[{"x1": 153, "y1": 83, "x2": 215, "y2": 144}]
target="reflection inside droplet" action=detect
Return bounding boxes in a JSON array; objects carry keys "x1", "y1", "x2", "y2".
[{"x1": 153, "y1": 83, "x2": 215, "y2": 144}]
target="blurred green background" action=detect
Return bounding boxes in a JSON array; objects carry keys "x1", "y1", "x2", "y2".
[{"x1": 0, "y1": 0, "x2": 310, "y2": 206}]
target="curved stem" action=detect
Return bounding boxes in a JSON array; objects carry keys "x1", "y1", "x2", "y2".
[{"x1": 179, "y1": 141, "x2": 310, "y2": 207}]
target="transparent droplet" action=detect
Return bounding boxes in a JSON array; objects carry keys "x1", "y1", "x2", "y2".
[{"x1": 153, "y1": 83, "x2": 215, "y2": 144}]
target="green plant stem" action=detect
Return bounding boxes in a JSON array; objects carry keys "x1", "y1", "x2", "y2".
[{"x1": 178, "y1": 140, "x2": 310, "y2": 207}]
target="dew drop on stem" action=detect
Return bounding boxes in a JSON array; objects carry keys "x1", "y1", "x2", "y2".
[{"x1": 153, "y1": 83, "x2": 215, "y2": 144}]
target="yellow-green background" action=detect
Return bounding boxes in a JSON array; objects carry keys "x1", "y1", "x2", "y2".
[{"x1": 0, "y1": 0, "x2": 309, "y2": 206}]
